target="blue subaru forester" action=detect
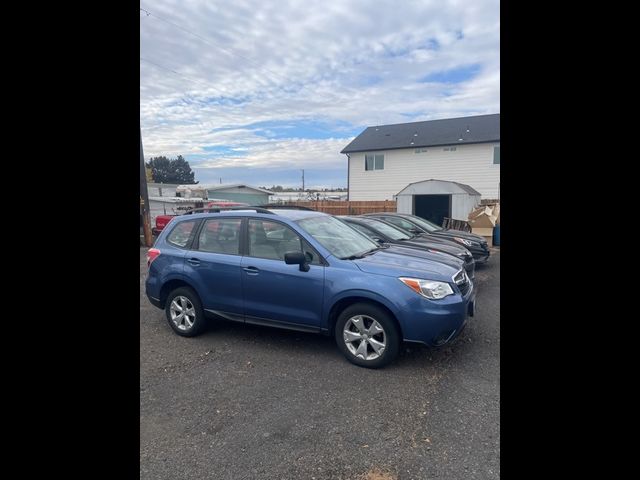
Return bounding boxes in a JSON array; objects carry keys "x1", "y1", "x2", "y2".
[{"x1": 145, "y1": 208, "x2": 475, "y2": 368}]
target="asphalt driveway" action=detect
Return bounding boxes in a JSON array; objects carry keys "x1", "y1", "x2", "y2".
[{"x1": 140, "y1": 249, "x2": 500, "y2": 479}]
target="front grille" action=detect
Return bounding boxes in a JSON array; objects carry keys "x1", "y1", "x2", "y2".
[
  {"x1": 465, "y1": 262, "x2": 475, "y2": 280},
  {"x1": 454, "y1": 269, "x2": 471, "y2": 295}
]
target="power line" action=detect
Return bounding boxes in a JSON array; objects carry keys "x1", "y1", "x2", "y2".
[{"x1": 140, "y1": 57, "x2": 229, "y2": 96}]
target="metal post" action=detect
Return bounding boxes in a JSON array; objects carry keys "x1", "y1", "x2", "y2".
[{"x1": 140, "y1": 128, "x2": 154, "y2": 247}]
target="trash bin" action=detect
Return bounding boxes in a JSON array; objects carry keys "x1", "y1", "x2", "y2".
[{"x1": 493, "y1": 224, "x2": 500, "y2": 246}]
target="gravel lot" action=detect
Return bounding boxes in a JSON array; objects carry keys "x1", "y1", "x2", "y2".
[{"x1": 140, "y1": 249, "x2": 500, "y2": 480}]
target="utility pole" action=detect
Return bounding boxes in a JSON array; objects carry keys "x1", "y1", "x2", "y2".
[
  {"x1": 140, "y1": 128, "x2": 154, "y2": 247},
  {"x1": 301, "y1": 169, "x2": 305, "y2": 192}
]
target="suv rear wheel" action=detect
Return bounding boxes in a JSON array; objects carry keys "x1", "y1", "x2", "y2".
[
  {"x1": 165, "y1": 287, "x2": 206, "y2": 337},
  {"x1": 334, "y1": 303, "x2": 400, "y2": 368}
]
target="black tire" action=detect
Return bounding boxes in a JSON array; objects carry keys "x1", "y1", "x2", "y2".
[
  {"x1": 165, "y1": 287, "x2": 207, "y2": 337},
  {"x1": 334, "y1": 302, "x2": 400, "y2": 368}
]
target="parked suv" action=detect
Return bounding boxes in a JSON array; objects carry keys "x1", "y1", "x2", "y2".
[{"x1": 145, "y1": 208, "x2": 475, "y2": 368}]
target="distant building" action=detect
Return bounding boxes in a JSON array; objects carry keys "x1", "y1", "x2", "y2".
[
  {"x1": 341, "y1": 114, "x2": 500, "y2": 200},
  {"x1": 148, "y1": 182, "x2": 179, "y2": 197},
  {"x1": 202, "y1": 184, "x2": 274, "y2": 205}
]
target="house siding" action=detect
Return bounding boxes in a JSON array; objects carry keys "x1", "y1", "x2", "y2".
[{"x1": 348, "y1": 143, "x2": 500, "y2": 200}]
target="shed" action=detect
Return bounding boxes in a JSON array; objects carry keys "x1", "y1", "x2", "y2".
[
  {"x1": 148, "y1": 183, "x2": 180, "y2": 197},
  {"x1": 395, "y1": 179, "x2": 481, "y2": 225},
  {"x1": 203, "y1": 184, "x2": 274, "y2": 204}
]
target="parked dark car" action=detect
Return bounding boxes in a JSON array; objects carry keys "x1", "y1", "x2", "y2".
[
  {"x1": 146, "y1": 207, "x2": 475, "y2": 368},
  {"x1": 339, "y1": 216, "x2": 475, "y2": 279},
  {"x1": 364, "y1": 213, "x2": 490, "y2": 262}
]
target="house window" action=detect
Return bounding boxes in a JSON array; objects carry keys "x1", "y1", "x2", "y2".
[
  {"x1": 493, "y1": 145, "x2": 500, "y2": 164},
  {"x1": 365, "y1": 153, "x2": 384, "y2": 170}
]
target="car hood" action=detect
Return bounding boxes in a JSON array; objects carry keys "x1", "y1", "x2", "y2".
[
  {"x1": 352, "y1": 249, "x2": 460, "y2": 282},
  {"x1": 431, "y1": 229, "x2": 486, "y2": 243},
  {"x1": 396, "y1": 238, "x2": 471, "y2": 257},
  {"x1": 384, "y1": 245, "x2": 464, "y2": 269}
]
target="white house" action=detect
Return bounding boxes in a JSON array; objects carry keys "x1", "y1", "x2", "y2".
[{"x1": 341, "y1": 114, "x2": 500, "y2": 201}]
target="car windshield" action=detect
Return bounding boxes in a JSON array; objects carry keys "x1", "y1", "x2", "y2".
[
  {"x1": 403, "y1": 215, "x2": 442, "y2": 232},
  {"x1": 297, "y1": 216, "x2": 379, "y2": 259},
  {"x1": 360, "y1": 218, "x2": 411, "y2": 240}
]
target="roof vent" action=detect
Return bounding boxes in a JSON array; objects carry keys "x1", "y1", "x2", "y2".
[
  {"x1": 413, "y1": 132, "x2": 418, "y2": 136},
  {"x1": 466, "y1": 126, "x2": 470, "y2": 133}
]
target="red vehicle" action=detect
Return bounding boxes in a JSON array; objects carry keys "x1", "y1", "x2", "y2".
[{"x1": 152, "y1": 201, "x2": 249, "y2": 236}]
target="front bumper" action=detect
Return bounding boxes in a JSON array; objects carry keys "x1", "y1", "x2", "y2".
[
  {"x1": 464, "y1": 259, "x2": 476, "y2": 280},
  {"x1": 400, "y1": 281, "x2": 476, "y2": 347},
  {"x1": 469, "y1": 245, "x2": 490, "y2": 263}
]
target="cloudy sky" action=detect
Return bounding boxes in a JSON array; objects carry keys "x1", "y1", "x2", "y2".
[{"x1": 140, "y1": 0, "x2": 500, "y2": 189}]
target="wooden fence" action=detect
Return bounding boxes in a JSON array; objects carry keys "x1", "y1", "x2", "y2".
[{"x1": 276, "y1": 200, "x2": 397, "y2": 215}]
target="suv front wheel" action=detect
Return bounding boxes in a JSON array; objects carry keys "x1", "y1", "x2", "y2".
[
  {"x1": 335, "y1": 303, "x2": 400, "y2": 368},
  {"x1": 165, "y1": 287, "x2": 206, "y2": 337}
]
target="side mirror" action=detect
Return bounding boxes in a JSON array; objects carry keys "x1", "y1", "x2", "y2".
[
  {"x1": 284, "y1": 251, "x2": 310, "y2": 272},
  {"x1": 372, "y1": 237, "x2": 385, "y2": 245}
]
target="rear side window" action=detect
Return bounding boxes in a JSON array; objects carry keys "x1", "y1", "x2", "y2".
[
  {"x1": 197, "y1": 218, "x2": 242, "y2": 255},
  {"x1": 167, "y1": 220, "x2": 198, "y2": 248}
]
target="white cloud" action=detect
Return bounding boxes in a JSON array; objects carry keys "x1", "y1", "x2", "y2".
[
  {"x1": 140, "y1": 0, "x2": 499, "y2": 183},
  {"x1": 195, "y1": 138, "x2": 351, "y2": 170}
]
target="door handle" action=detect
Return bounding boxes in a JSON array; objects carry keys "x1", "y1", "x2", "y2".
[
  {"x1": 243, "y1": 266, "x2": 259, "y2": 275},
  {"x1": 187, "y1": 258, "x2": 200, "y2": 266}
]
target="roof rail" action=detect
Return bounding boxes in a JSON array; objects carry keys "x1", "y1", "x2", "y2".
[
  {"x1": 256, "y1": 204, "x2": 315, "y2": 211},
  {"x1": 183, "y1": 206, "x2": 275, "y2": 215}
]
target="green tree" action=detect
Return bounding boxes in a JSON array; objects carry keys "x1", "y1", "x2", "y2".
[{"x1": 146, "y1": 155, "x2": 197, "y2": 184}]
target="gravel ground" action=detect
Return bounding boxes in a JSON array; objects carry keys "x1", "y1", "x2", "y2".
[{"x1": 140, "y1": 249, "x2": 500, "y2": 480}]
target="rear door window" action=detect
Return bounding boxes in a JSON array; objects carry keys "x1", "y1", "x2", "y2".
[
  {"x1": 197, "y1": 218, "x2": 242, "y2": 255},
  {"x1": 166, "y1": 220, "x2": 199, "y2": 248}
]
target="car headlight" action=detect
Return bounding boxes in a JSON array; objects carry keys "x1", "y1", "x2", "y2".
[
  {"x1": 454, "y1": 237, "x2": 473, "y2": 247},
  {"x1": 399, "y1": 277, "x2": 454, "y2": 300}
]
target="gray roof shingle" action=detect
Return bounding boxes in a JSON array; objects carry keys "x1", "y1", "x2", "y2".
[{"x1": 340, "y1": 113, "x2": 500, "y2": 153}]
